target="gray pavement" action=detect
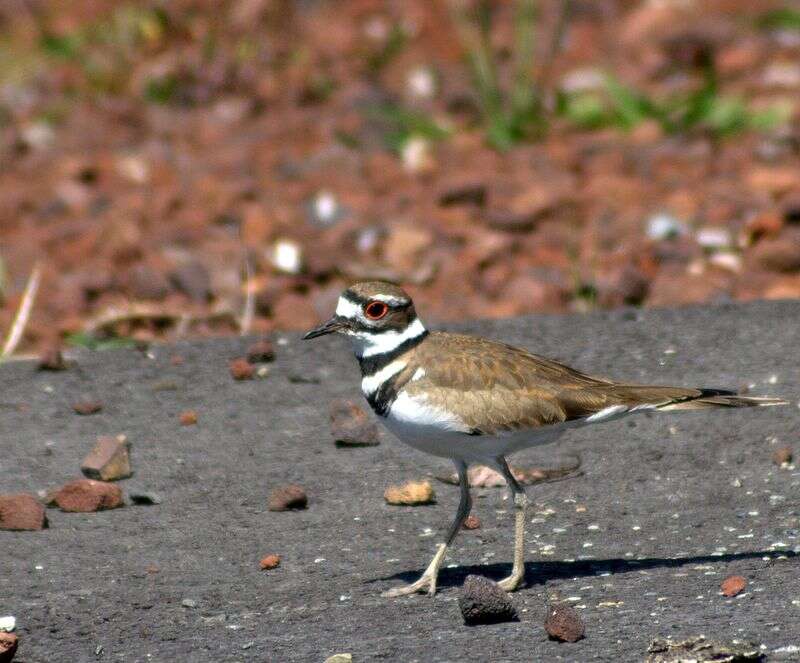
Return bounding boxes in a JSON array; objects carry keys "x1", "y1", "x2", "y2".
[{"x1": 2, "y1": 300, "x2": 799, "y2": 662}]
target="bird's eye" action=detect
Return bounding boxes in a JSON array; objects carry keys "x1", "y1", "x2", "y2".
[{"x1": 364, "y1": 301, "x2": 389, "y2": 320}]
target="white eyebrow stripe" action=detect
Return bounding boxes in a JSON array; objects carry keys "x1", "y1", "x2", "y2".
[
  {"x1": 335, "y1": 297, "x2": 362, "y2": 319},
  {"x1": 369, "y1": 294, "x2": 408, "y2": 305}
]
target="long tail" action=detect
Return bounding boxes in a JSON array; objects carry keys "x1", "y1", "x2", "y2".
[{"x1": 647, "y1": 388, "x2": 788, "y2": 411}]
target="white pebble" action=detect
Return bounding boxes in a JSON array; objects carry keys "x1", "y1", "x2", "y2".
[{"x1": 0, "y1": 616, "x2": 15, "y2": 632}]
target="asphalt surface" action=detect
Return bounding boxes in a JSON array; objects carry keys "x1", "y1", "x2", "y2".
[{"x1": 2, "y1": 301, "x2": 799, "y2": 663}]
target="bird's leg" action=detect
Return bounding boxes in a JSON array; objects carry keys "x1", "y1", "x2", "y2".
[
  {"x1": 382, "y1": 459, "x2": 471, "y2": 598},
  {"x1": 494, "y1": 456, "x2": 527, "y2": 592}
]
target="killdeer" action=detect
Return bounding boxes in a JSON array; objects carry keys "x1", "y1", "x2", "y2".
[{"x1": 304, "y1": 281, "x2": 786, "y2": 598}]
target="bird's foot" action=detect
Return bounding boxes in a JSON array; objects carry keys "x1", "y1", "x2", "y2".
[
  {"x1": 381, "y1": 573, "x2": 437, "y2": 598},
  {"x1": 497, "y1": 571, "x2": 524, "y2": 592}
]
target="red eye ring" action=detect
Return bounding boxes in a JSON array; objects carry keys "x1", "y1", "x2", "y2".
[{"x1": 364, "y1": 301, "x2": 389, "y2": 320}]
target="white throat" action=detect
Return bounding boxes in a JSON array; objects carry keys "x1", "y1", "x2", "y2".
[{"x1": 351, "y1": 317, "x2": 427, "y2": 358}]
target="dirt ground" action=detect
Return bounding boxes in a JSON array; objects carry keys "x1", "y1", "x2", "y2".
[
  {"x1": 2, "y1": 301, "x2": 799, "y2": 662},
  {"x1": 2, "y1": 1, "x2": 800, "y2": 353}
]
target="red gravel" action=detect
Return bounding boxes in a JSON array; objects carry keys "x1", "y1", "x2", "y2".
[
  {"x1": 80, "y1": 435, "x2": 132, "y2": 481},
  {"x1": 772, "y1": 446, "x2": 793, "y2": 465},
  {"x1": 544, "y1": 603, "x2": 585, "y2": 643},
  {"x1": 54, "y1": 479, "x2": 124, "y2": 512},
  {"x1": 329, "y1": 399, "x2": 380, "y2": 447},
  {"x1": 267, "y1": 484, "x2": 308, "y2": 512},
  {"x1": 72, "y1": 400, "x2": 103, "y2": 415},
  {"x1": 0, "y1": 632, "x2": 19, "y2": 663},
  {"x1": 463, "y1": 515, "x2": 481, "y2": 530},
  {"x1": 721, "y1": 575, "x2": 747, "y2": 597},
  {"x1": 259, "y1": 554, "x2": 281, "y2": 570},
  {"x1": 229, "y1": 358, "x2": 255, "y2": 380},
  {"x1": 179, "y1": 410, "x2": 198, "y2": 426},
  {"x1": 0, "y1": 493, "x2": 48, "y2": 531}
]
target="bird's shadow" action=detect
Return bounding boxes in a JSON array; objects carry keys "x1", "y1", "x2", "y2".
[{"x1": 368, "y1": 550, "x2": 798, "y2": 590}]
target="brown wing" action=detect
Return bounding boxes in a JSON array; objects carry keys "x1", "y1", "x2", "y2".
[{"x1": 401, "y1": 332, "x2": 743, "y2": 435}]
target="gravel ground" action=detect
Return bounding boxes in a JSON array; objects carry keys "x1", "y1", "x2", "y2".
[{"x1": 2, "y1": 301, "x2": 799, "y2": 663}]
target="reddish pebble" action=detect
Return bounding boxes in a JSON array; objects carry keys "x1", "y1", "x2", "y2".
[
  {"x1": 721, "y1": 575, "x2": 747, "y2": 597},
  {"x1": 0, "y1": 632, "x2": 19, "y2": 663},
  {"x1": 260, "y1": 554, "x2": 281, "y2": 570},
  {"x1": 229, "y1": 358, "x2": 254, "y2": 380},
  {"x1": 246, "y1": 338, "x2": 275, "y2": 363},
  {"x1": 38, "y1": 344, "x2": 66, "y2": 371},
  {"x1": 268, "y1": 484, "x2": 308, "y2": 511},
  {"x1": 179, "y1": 410, "x2": 198, "y2": 426},
  {"x1": 54, "y1": 479, "x2": 124, "y2": 512},
  {"x1": 463, "y1": 515, "x2": 481, "y2": 530},
  {"x1": 772, "y1": 446, "x2": 793, "y2": 465},
  {"x1": 544, "y1": 603, "x2": 585, "y2": 642},
  {"x1": 0, "y1": 493, "x2": 48, "y2": 530},
  {"x1": 72, "y1": 400, "x2": 103, "y2": 415},
  {"x1": 170, "y1": 354, "x2": 185, "y2": 366}
]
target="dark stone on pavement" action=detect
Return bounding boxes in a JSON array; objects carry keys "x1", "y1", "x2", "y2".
[
  {"x1": 458, "y1": 575, "x2": 519, "y2": 626},
  {"x1": 54, "y1": 479, "x2": 124, "y2": 512},
  {"x1": 246, "y1": 338, "x2": 275, "y2": 363},
  {"x1": 0, "y1": 494, "x2": 48, "y2": 531},
  {"x1": 267, "y1": 484, "x2": 308, "y2": 511},
  {"x1": 329, "y1": 399, "x2": 379, "y2": 447},
  {"x1": 544, "y1": 603, "x2": 585, "y2": 642}
]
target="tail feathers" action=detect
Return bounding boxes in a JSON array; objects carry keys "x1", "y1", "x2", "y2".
[{"x1": 656, "y1": 388, "x2": 788, "y2": 411}]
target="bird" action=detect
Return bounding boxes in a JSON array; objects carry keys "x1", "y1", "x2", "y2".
[{"x1": 303, "y1": 281, "x2": 786, "y2": 598}]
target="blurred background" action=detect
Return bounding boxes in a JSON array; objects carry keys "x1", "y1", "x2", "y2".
[{"x1": 1, "y1": 0, "x2": 799, "y2": 355}]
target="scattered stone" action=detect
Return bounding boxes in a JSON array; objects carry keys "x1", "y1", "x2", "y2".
[
  {"x1": 129, "y1": 491, "x2": 162, "y2": 506},
  {"x1": 259, "y1": 554, "x2": 281, "y2": 570},
  {"x1": 181, "y1": 599, "x2": 198, "y2": 609},
  {"x1": 0, "y1": 617, "x2": 14, "y2": 632},
  {"x1": 544, "y1": 603, "x2": 585, "y2": 642},
  {"x1": 0, "y1": 493, "x2": 48, "y2": 531},
  {"x1": 54, "y1": 479, "x2": 124, "y2": 512},
  {"x1": 721, "y1": 575, "x2": 747, "y2": 597},
  {"x1": 80, "y1": 435, "x2": 132, "y2": 481},
  {"x1": 463, "y1": 515, "x2": 481, "y2": 530},
  {"x1": 458, "y1": 575, "x2": 519, "y2": 626},
  {"x1": 72, "y1": 400, "x2": 103, "y2": 415},
  {"x1": 646, "y1": 635, "x2": 763, "y2": 662},
  {"x1": 38, "y1": 344, "x2": 66, "y2": 371},
  {"x1": 229, "y1": 357, "x2": 255, "y2": 380},
  {"x1": 324, "y1": 655, "x2": 352, "y2": 663},
  {"x1": 772, "y1": 446, "x2": 793, "y2": 466},
  {"x1": 179, "y1": 410, "x2": 198, "y2": 426},
  {"x1": 0, "y1": 632, "x2": 18, "y2": 663},
  {"x1": 267, "y1": 484, "x2": 308, "y2": 511},
  {"x1": 246, "y1": 338, "x2": 275, "y2": 363},
  {"x1": 329, "y1": 399, "x2": 380, "y2": 447},
  {"x1": 384, "y1": 480, "x2": 436, "y2": 506}
]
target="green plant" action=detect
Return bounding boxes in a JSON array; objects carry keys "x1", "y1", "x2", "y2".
[
  {"x1": 559, "y1": 66, "x2": 790, "y2": 137},
  {"x1": 368, "y1": 103, "x2": 451, "y2": 153},
  {"x1": 65, "y1": 331, "x2": 139, "y2": 351},
  {"x1": 757, "y1": 8, "x2": 800, "y2": 31},
  {"x1": 449, "y1": 0, "x2": 545, "y2": 150}
]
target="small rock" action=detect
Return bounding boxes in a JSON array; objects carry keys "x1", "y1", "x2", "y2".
[
  {"x1": 0, "y1": 632, "x2": 18, "y2": 663},
  {"x1": 181, "y1": 599, "x2": 197, "y2": 609},
  {"x1": 647, "y1": 212, "x2": 687, "y2": 241},
  {"x1": 772, "y1": 446, "x2": 793, "y2": 465},
  {"x1": 329, "y1": 399, "x2": 380, "y2": 447},
  {"x1": 246, "y1": 338, "x2": 275, "y2": 363},
  {"x1": 324, "y1": 655, "x2": 352, "y2": 663},
  {"x1": 269, "y1": 238, "x2": 303, "y2": 275},
  {"x1": 401, "y1": 136, "x2": 434, "y2": 174},
  {"x1": 259, "y1": 554, "x2": 281, "y2": 570},
  {"x1": 170, "y1": 260, "x2": 212, "y2": 302},
  {"x1": 179, "y1": 410, "x2": 198, "y2": 426},
  {"x1": 229, "y1": 358, "x2": 255, "y2": 380},
  {"x1": 646, "y1": 635, "x2": 763, "y2": 662},
  {"x1": 0, "y1": 617, "x2": 14, "y2": 632},
  {"x1": 38, "y1": 344, "x2": 66, "y2": 371},
  {"x1": 720, "y1": 575, "x2": 747, "y2": 597},
  {"x1": 268, "y1": 484, "x2": 308, "y2": 511},
  {"x1": 54, "y1": 479, "x2": 124, "y2": 512},
  {"x1": 80, "y1": 435, "x2": 132, "y2": 481},
  {"x1": 129, "y1": 491, "x2": 162, "y2": 506},
  {"x1": 0, "y1": 494, "x2": 47, "y2": 531},
  {"x1": 544, "y1": 603, "x2": 585, "y2": 642},
  {"x1": 384, "y1": 480, "x2": 436, "y2": 506},
  {"x1": 72, "y1": 400, "x2": 103, "y2": 415},
  {"x1": 306, "y1": 190, "x2": 343, "y2": 227},
  {"x1": 463, "y1": 514, "x2": 481, "y2": 530},
  {"x1": 458, "y1": 575, "x2": 519, "y2": 626}
]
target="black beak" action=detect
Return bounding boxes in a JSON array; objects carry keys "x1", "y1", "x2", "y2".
[{"x1": 303, "y1": 316, "x2": 348, "y2": 340}]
